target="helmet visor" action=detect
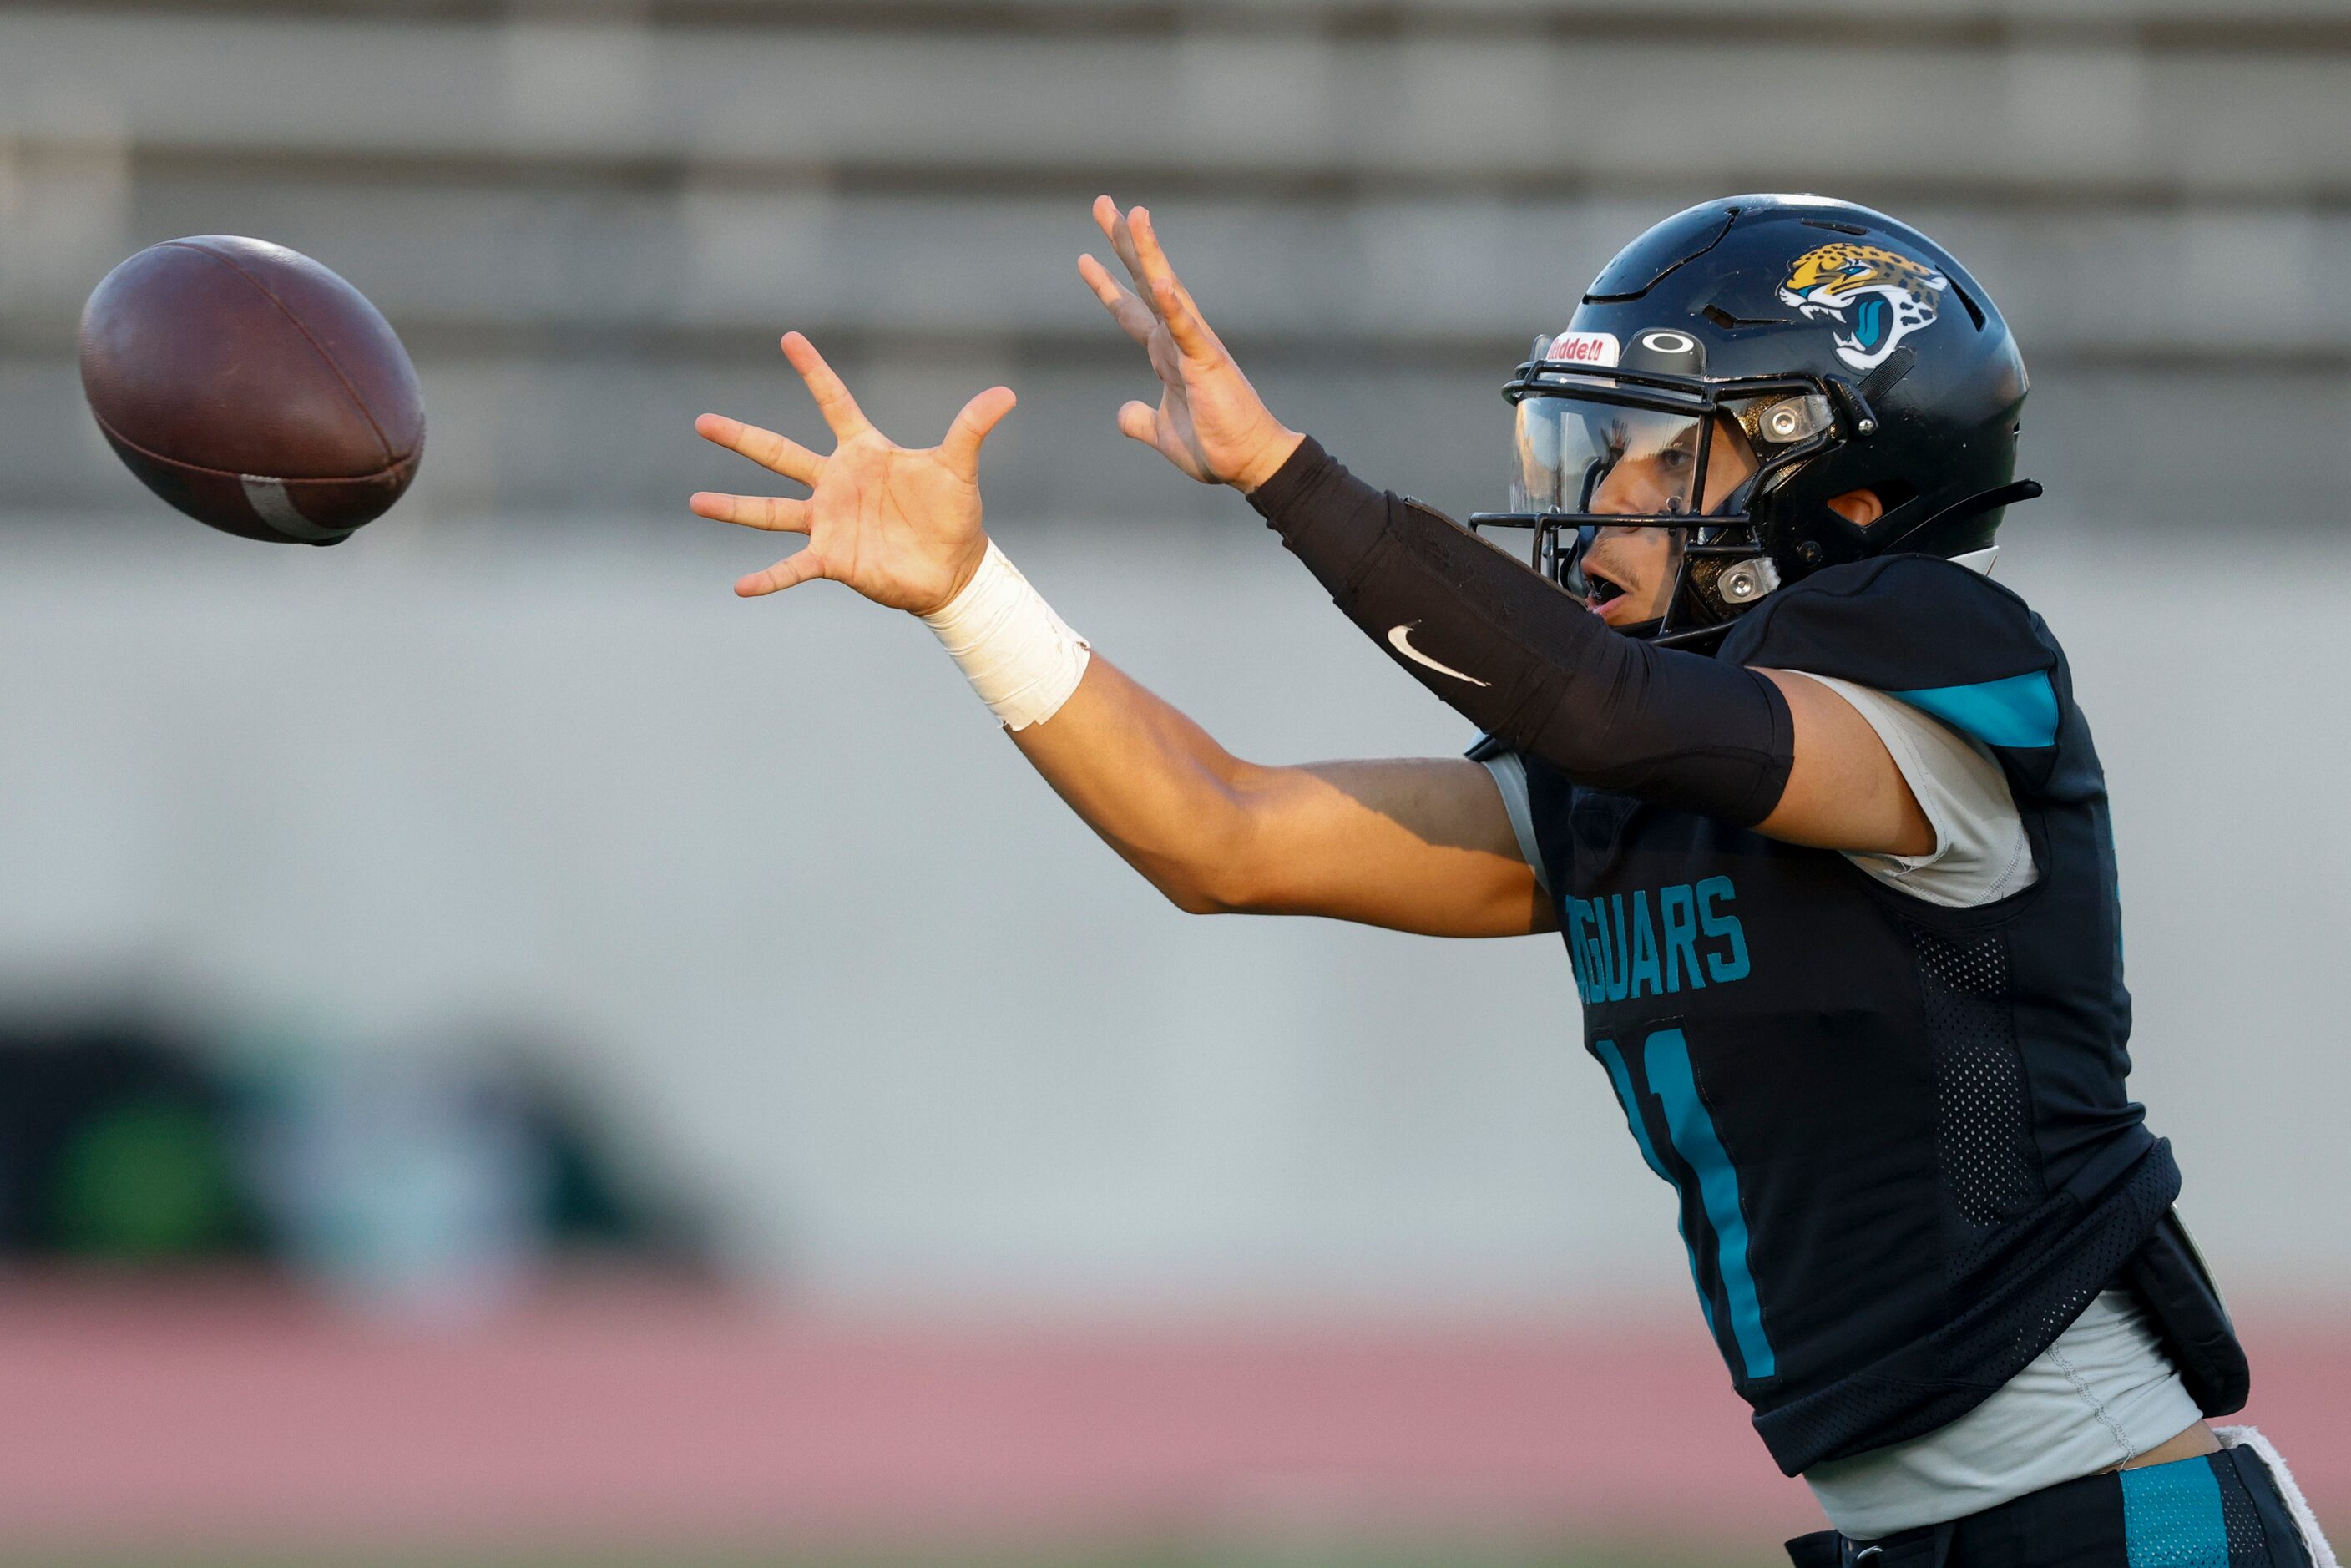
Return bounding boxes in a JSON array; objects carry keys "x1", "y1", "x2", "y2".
[
  {"x1": 1509, "y1": 388, "x2": 1833, "y2": 520},
  {"x1": 1510, "y1": 397, "x2": 1710, "y2": 519}
]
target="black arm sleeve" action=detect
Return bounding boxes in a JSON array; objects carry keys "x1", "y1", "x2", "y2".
[{"x1": 1247, "y1": 437, "x2": 1795, "y2": 826}]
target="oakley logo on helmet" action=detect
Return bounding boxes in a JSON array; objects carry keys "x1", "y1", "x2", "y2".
[
  {"x1": 1777, "y1": 243, "x2": 1949, "y2": 372},
  {"x1": 1625, "y1": 328, "x2": 1706, "y2": 375}
]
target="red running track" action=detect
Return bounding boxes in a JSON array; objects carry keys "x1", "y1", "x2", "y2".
[{"x1": 0, "y1": 1277, "x2": 2338, "y2": 1554}]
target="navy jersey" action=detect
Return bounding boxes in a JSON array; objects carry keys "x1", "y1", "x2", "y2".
[{"x1": 1519, "y1": 554, "x2": 2183, "y2": 1476}]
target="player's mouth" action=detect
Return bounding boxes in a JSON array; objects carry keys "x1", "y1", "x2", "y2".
[{"x1": 1585, "y1": 564, "x2": 1639, "y2": 622}]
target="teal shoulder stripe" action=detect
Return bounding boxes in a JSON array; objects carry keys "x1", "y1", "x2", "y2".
[
  {"x1": 1892, "y1": 669, "x2": 2060, "y2": 750},
  {"x1": 2121, "y1": 1454, "x2": 2227, "y2": 1567}
]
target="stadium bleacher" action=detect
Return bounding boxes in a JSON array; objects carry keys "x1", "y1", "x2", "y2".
[{"x1": 3, "y1": 0, "x2": 2348, "y2": 524}]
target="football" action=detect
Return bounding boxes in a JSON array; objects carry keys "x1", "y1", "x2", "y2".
[{"x1": 78, "y1": 236, "x2": 424, "y2": 545}]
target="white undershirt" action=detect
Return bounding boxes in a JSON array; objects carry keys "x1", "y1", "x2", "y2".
[
  {"x1": 1806, "y1": 1289, "x2": 2202, "y2": 1536},
  {"x1": 1476, "y1": 621, "x2": 2199, "y2": 1535}
]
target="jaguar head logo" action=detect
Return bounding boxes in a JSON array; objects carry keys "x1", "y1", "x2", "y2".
[{"x1": 1778, "y1": 243, "x2": 1949, "y2": 372}]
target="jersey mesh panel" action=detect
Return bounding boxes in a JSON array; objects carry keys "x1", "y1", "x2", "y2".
[
  {"x1": 2214, "y1": 1456, "x2": 2273, "y2": 1566},
  {"x1": 1909, "y1": 923, "x2": 2042, "y2": 1233}
]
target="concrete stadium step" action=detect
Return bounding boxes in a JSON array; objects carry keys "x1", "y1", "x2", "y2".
[
  {"x1": 3, "y1": 9, "x2": 2348, "y2": 200},
  {"x1": 33, "y1": 0, "x2": 2351, "y2": 31},
  {"x1": 8, "y1": 157, "x2": 2351, "y2": 363}
]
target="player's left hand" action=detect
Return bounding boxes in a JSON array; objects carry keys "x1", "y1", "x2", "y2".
[
  {"x1": 690, "y1": 332, "x2": 1017, "y2": 611},
  {"x1": 1080, "y1": 197, "x2": 1303, "y2": 493}
]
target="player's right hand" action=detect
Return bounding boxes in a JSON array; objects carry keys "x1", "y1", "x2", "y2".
[
  {"x1": 690, "y1": 332, "x2": 1017, "y2": 613},
  {"x1": 1081, "y1": 197, "x2": 1304, "y2": 493}
]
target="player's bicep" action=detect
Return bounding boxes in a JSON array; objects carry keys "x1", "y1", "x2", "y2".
[
  {"x1": 1226, "y1": 756, "x2": 1555, "y2": 937},
  {"x1": 1752, "y1": 670, "x2": 1936, "y2": 856}
]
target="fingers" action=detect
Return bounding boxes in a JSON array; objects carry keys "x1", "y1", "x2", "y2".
[
  {"x1": 1122, "y1": 205, "x2": 1181, "y2": 301},
  {"x1": 735, "y1": 548, "x2": 828, "y2": 599},
  {"x1": 690, "y1": 491, "x2": 809, "y2": 534},
  {"x1": 1129, "y1": 209, "x2": 1223, "y2": 366},
  {"x1": 780, "y1": 331, "x2": 874, "y2": 444},
  {"x1": 695, "y1": 412, "x2": 824, "y2": 487},
  {"x1": 938, "y1": 385, "x2": 1018, "y2": 479},
  {"x1": 1078, "y1": 252, "x2": 1156, "y2": 346},
  {"x1": 1094, "y1": 194, "x2": 1147, "y2": 291},
  {"x1": 1092, "y1": 196, "x2": 1224, "y2": 366},
  {"x1": 1149, "y1": 274, "x2": 1221, "y2": 365},
  {"x1": 1115, "y1": 400, "x2": 1159, "y2": 446}
]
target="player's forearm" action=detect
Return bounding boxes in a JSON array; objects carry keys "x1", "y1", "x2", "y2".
[
  {"x1": 1247, "y1": 438, "x2": 1797, "y2": 825},
  {"x1": 1006, "y1": 656, "x2": 1268, "y2": 913},
  {"x1": 918, "y1": 536, "x2": 1540, "y2": 929},
  {"x1": 1014, "y1": 675, "x2": 1547, "y2": 934},
  {"x1": 913, "y1": 538, "x2": 1267, "y2": 909}
]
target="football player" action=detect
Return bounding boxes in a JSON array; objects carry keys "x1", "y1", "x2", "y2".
[{"x1": 689, "y1": 195, "x2": 2333, "y2": 1567}]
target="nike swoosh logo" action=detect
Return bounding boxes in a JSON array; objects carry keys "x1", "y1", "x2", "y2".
[{"x1": 1387, "y1": 624, "x2": 1490, "y2": 687}]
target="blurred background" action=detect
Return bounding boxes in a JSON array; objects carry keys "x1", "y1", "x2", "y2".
[{"x1": 0, "y1": 1, "x2": 2346, "y2": 1562}]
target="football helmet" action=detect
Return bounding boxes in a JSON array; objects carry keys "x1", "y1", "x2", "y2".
[{"x1": 1469, "y1": 195, "x2": 2038, "y2": 649}]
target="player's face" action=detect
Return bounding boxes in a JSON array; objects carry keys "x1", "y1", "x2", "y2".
[{"x1": 1580, "y1": 416, "x2": 1758, "y2": 627}]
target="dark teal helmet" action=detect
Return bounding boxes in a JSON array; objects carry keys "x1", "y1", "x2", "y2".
[{"x1": 1471, "y1": 195, "x2": 2036, "y2": 649}]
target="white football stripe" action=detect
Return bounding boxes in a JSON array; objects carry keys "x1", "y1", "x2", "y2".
[{"x1": 240, "y1": 476, "x2": 358, "y2": 543}]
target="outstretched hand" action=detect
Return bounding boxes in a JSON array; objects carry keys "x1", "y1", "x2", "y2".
[
  {"x1": 1079, "y1": 197, "x2": 1303, "y2": 493},
  {"x1": 690, "y1": 332, "x2": 1017, "y2": 613}
]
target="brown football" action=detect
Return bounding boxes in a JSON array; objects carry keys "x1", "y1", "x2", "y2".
[{"x1": 78, "y1": 236, "x2": 424, "y2": 545}]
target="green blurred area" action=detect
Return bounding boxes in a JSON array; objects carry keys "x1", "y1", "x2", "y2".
[{"x1": 48, "y1": 1100, "x2": 243, "y2": 1260}]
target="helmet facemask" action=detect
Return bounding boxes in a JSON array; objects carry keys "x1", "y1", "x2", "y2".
[{"x1": 1474, "y1": 351, "x2": 1846, "y2": 650}]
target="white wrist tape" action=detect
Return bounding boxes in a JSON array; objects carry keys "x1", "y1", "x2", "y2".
[{"x1": 921, "y1": 540, "x2": 1091, "y2": 731}]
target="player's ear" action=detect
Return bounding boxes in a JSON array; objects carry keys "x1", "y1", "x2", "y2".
[{"x1": 1827, "y1": 488, "x2": 1885, "y2": 528}]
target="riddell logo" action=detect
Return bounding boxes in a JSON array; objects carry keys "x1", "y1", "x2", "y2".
[{"x1": 1545, "y1": 331, "x2": 1620, "y2": 367}]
